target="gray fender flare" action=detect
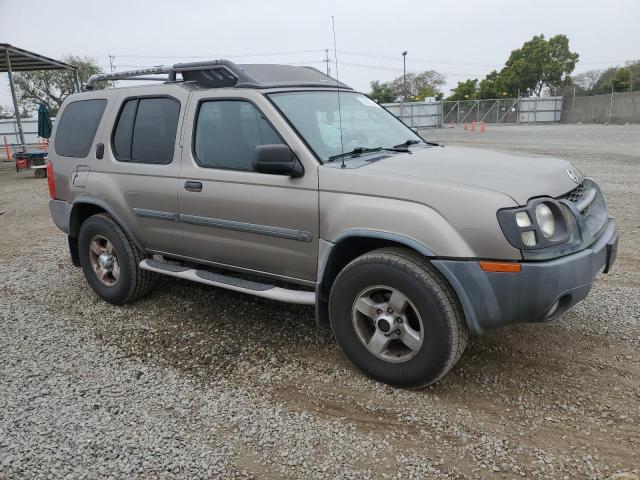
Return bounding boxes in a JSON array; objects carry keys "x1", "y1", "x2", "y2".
[
  {"x1": 315, "y1": 229, "x2": 435, "y2": 328},
  {"x1": 70, "y1": 198, "x2": 145, "y2": 252}
]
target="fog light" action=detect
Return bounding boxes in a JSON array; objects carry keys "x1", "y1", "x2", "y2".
[
  {"x1": 521, "y1": 230, "x2": 536, "y2": 247},
  {"x1": 516, "y1": 211, "x2": 531, "y2": 227}
]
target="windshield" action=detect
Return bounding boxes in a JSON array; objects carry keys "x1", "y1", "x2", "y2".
[{"x1": 268, "y1": 91, "x2": 423, "y2": 163}]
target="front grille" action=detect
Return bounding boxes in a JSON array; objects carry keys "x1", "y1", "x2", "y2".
[
  {"x1": 559, "y1": 179, "x2": 608, "y2": 244},
  {"x1": 562, "y1": 182, "x2": 586, "y2": 203}
]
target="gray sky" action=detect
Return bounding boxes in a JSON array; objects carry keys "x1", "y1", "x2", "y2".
[{"x1": 1, "y1": 0, "x2": 638, "y2": 107}]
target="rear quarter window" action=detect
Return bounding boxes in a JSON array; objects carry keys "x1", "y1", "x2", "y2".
[{"x1": 54, "y1": 99, "x2": 107, "y2": 158}]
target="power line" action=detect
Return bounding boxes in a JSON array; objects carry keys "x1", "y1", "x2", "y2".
[
  {"x1": 113, "y1": 60, "x2": 485, "y2": 77},
  {"x1": 95, "y1": 49, "x2": 636, "y2": 70},
  {"x1": 337, "y1": 49, "x2": 503, "y2": 67},
  {"x1": 103, "y1": 49, "x2": 325, "y2": 60}
]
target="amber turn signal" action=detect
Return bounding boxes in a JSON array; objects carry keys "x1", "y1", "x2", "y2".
[{"x1": 479, "y1": 261, "x2": 522, "y2": 273}]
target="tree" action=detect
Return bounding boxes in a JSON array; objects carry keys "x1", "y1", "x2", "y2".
[
  {"x1": 369, "y1": 70, "x2": 445, "y2": 102},
  {"x1": 478, "y1": 70, "x2": 499, "y2": 99},
  {"x1": 594, "y1": 65, "x2": 637, "y2": 93},
  {"x1": 628, "y1": 60, "x2": 640, "y2": 90},
  {"x1": 414, "y1": 85, "x2": 440, "y2": 101},
  {"x1": 446, "y1": 79, "x2": 479, "y2": 101},
  {"x1": 572, "y1": 69, "x2": 603, "y2": 95},
  {"x1": 389, "y1": 70, "x2": 445, "y2": 100},
  {"x1": 0, "y1": 105, "x2": 15, "y2": 119},
  {"x1": 13, "y1": 55, "x2": 107, "y2": 116},
  {"x1": 0, "y1": 104, "x2": 30, "y2": 119},
  {"x1": 499, "y1": 34, "x2": 579, "y2": 96},
  {"x1": 369, "y1": 80, "x2": 396, "y2": 103}
]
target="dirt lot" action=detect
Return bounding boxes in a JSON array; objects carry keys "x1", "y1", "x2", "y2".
[{"x1": 1, "y1": 124, "x2": 639, "y2": 479}]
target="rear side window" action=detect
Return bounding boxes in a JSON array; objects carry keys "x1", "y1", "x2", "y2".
[
  {"x1": 112, "y1": 97, "x2": 180, "y2": 164},
  {"x1": 54, "y1": 99, "x2": 107, "y2": 158},
  {"x1": 194, "y1": 100, "x2": 283, "y2": 171}
]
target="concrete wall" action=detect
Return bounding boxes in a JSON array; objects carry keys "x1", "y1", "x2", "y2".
[{"x1": 561, "y1": 91, "x2": 640, "y2": 124}]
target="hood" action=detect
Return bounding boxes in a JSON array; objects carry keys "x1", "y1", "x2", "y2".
[{"x1": 363, "y1": 145, "x2": 582, "y2": 205}]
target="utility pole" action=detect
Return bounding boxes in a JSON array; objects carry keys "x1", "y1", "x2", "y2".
[
  {"x1": 323, "y1": 48, "x2": 330, "y2": 76},
  {"x1": 107, "y1": 55, "x2": 117, "y2": 88},
  {"x1": 402, "y1": 51, "x2": 408, "y2": 101}
]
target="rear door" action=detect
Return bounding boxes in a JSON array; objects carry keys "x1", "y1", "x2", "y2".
[
  {"x1": 49, "y1": 95, "x2": 110, "y2": 202},
  {"x1": 89, "y1": 85, "x2": 188, "y2": 254},
  {"x1": 177, "y1": 90, "x2": 319, "y2": 284}
]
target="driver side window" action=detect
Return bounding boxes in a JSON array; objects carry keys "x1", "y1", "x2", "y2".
[{"x1": 194, "y1": 100, "x2": 283, "y2": 171}]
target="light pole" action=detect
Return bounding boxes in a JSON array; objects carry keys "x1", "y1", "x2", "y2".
[{"x1": 402, "y1": 51, "x2": 407, "y2": 101}]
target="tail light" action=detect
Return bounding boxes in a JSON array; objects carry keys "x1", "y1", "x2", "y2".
[{"x1": 46, "y1": 161, "x2": 57, "y2": 199}]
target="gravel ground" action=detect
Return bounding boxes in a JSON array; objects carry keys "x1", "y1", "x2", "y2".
[{"x1": 1, "y1": 124, "x2": 639, "y2": 479}]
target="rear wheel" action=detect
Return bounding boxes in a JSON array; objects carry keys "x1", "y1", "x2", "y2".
[
  {"x1": 329, "y1": 247, "x2": 467, "y2": 388},
  {"x1": 78, "y1": 214, "x2": 157, "y2": 304}
]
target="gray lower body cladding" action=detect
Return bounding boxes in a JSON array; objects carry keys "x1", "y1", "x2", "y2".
[
  {"x1": 49, "y1": 199, "x2": 72, "y2": 234},
  {"x1": 433, "y1": 219, "x2": 618, "y2": 335}
]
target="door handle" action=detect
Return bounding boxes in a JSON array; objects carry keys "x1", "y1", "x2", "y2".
[
  {"x1": 95, "y1": 143, "x2": 104, "y2": 159},
  {"x1": 184, "y1": 181, "x2": 202, "y2": 192}
]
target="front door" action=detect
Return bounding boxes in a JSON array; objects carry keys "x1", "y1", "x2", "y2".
[{"x1": 177, "y1": 91, "x2": 319, "y2": 283}]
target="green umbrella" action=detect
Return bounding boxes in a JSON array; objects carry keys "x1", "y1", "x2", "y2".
[{"x1": 37, "y1": 103, "x2": 52, "y2": 139}]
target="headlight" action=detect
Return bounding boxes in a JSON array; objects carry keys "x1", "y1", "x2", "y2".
[
  {"x1": 497, "y1": 198, "x2": 570, "y2": 250},
  {"x1": 535, "y1": 204, "x2": 555, "y2": 238}
]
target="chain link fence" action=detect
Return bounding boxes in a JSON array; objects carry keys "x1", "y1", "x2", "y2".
[
  {"x1": 383, "y1": 97, "x2": 563, "y2": 129},
  {"x1": 381, "y1": 101, "x2": 443, "y2": 128}
]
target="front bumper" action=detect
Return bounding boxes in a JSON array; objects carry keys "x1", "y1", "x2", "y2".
[{"x1": 432, "y1": 218, "x2": 617, "y2": 335}]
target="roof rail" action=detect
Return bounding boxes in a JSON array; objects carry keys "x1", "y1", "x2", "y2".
[{"x1": 85, "y1": 60, "x2": 241, "y2": 90}]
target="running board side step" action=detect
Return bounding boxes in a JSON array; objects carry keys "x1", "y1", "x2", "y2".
[{"x1": 139, "y1": 259, "x2": 315, "y2": 305}]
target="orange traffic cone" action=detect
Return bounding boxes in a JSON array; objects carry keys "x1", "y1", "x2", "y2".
[
  {"x1": 471, "y1": 121, "x2": 477, "y2": 131},
  {"x1": 463, "y1": 122, "x2": 468, "y2": 130},
  {"x1": 480, "y1": 121, "x2": 486, "y2": 133},
  {"x1": 3, "y1": 136, "x2": 11, "y2": 162}
]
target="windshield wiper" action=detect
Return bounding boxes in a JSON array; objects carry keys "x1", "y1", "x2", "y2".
[
  {"x1": 327, "y1": 147, "x2": 382, "y2": 162},
  {"x1": 393, "y1": 139, "x2": 440, "y2": 148},
  {"x1": 393, "y1": 139, "x2": 422, "y2": 148}
]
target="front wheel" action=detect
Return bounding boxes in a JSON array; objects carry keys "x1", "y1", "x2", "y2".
[
  {"x1": 78, "y1": 213, "x2": 157, "y2": 304},
  {"x1": 329, "y1": 248, "x2": 468, "y2": 388}
]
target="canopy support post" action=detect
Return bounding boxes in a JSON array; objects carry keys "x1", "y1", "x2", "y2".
[{"x1": 5, "y1": 49, "x2": 26, "y2": 151}]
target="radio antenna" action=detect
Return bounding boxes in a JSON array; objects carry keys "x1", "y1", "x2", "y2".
[{"x1": 332, "y1": 15, "x2": 346, "y2": 168}]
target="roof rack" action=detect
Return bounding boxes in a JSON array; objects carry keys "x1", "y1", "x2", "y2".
[
  {"x1": 85, "y1": 59, "x2": 351, "y2": 91},
  {"x1": 86, "y1": 60, "x2": 239, "y2": 90}
]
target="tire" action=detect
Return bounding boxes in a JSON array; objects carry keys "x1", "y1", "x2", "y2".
[
  {"x1": 78, "y1": 213, "x2": 157, "y2": 304},
  {"x1": 329, "y1": 247, "x2": 468, "y2": 388}
]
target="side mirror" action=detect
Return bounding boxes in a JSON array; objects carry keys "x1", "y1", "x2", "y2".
[{"x1": 253, "y1": 144, "x2": 303, "y2": 178}]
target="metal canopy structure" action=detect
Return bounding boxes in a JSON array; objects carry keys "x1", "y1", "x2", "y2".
[{"x1": 1, "y1": 43, "x2": 79, "y2": 150}]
